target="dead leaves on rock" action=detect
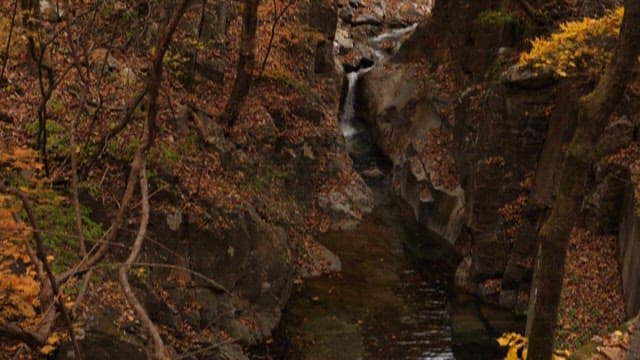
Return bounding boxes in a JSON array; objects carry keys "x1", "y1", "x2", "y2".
[
  {"x1": 555, "y1": 228, "x2": 624, "y2": 352},
  {"x1": 591, "y1": 326, "x2": 635, "y2": 360}
]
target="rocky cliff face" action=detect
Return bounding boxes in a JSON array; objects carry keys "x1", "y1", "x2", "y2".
[
  {"x1": 355, "y1": 0, "x2": 639, "y2": 314},
  {"x1": 453, "y1": 76, "x2": 640, "y2": 313},
  {"x1": 395, "y1": 0, "x2": 521, "y2": 77},
  {"x1": 358, "y1": 63, "x2": 560, "y2": 308},
  {"x1": 354, "y1": 0, "x2": 528, "y2": 307},
  {"x1": 453, "y1": 81, "x2": 553, "y2": 285},
  {"x1": 358, "y1": 62, "x2": 464, "y2": 244}
]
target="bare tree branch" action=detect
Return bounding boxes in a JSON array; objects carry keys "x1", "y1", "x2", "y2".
[
  {"x1": 62, "y1": 0, "x2": 90, "y2": 256},
  {"x1": 118, "y1": 163, "x2": 167, "y2": 359},
  {"x1": 0, "y1": 321, "x2": 46, "y2": 349}
]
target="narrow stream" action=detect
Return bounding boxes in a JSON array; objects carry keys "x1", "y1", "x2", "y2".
[{"x1": 267, "y1": 152, "x2": 461, "y2": 359}]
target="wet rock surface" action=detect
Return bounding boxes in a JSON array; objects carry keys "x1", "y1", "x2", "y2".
[
  {"x1": 318, "y1": 161, "x2": 374, "y2": 230},
  {"x1": 334, "y1": 0, "x2": 432, "y2": 68},
  {"x1": 453, "y1": 83, "x2": 552, "y2": 284},
  {"x1": 358, "y1": 62, "x2": 465, "y2": 245},
  {"x1": 450, "y1": 293, "x2": 524, "y2": 359}
]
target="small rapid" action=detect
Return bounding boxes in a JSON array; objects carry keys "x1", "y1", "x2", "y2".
[
  {"x1": 339, "y1": 71, "x2": 360, "y2": 138},
  {"x1": 339, "y1": 66, "x2": 372, "y2": 138},
  {"x1": 370, "y1": 23, "x2": 419, "y2": 43},
  {"x1": 339, "y1": 22, "x2": 419, "y2": 139}
]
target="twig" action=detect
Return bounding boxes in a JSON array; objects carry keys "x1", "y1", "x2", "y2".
[
  {"x1": 132, "y1": 262, "x2": 231, "y2": 295},
  {"x1": 0, "y1": 0, "x2": 19, "y2": 80},
  {"x1": 258, "y1": 0, "x2": 295, "y2": 79},
  {"x1": 71, "y1": 268, "x2": 93, "y2": 315},
  {"x1": 67, "y1": 77, "x2": 88, "y2": 255},
  {"x1": 5, "y1": 215, "x2": 46, "y2": 282},
  {"x1": 80, "y1": 27, "x2": 119, "y2": 163},
  {"x1": 174, "y1": 338, "x2": 235, "y2": 359},
  {"x1": 26, "y1": 16, "x2": 68, "y2": 176},
  {"x1": 61, "y1": 0, "x2": 94, "y2": 264},
  {"x1": 81, "y1": 84, "x2": 150, "y2": 176}
]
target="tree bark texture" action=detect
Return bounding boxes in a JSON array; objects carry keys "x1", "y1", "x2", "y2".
[{"x1": 221, "y1": 0, "x2": 258, "y2": 127}]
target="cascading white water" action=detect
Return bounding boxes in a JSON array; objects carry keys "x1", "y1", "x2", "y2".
[
  {"x1": 340, "y1": 71, "x2": 360, "y2": 138},
  {"x1": 339, "y1": 23, "x2": 420, "y2": 139},
  {"x1": 340, "y1": 66, "x2": 373, "y2": 138},
  {"x1": 370, "y1": 22, "x2": 418, "y2": 43}
]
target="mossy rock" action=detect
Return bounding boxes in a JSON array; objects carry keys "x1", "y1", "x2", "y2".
[{"x1": 476, "y1": 10, "x2": 514, "y2": 26}]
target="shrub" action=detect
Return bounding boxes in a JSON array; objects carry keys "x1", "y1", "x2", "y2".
[{"x1": 518, "y1": 7, "x2": 623, "y2": 78}]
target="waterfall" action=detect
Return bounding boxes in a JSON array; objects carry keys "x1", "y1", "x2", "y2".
[
  {"x1": 339, "y1": 23, "x2": 418, "y2": 138},
  {"x1": 340, "y1": 71, "x2": 360, "y2": 138},
  {"x1": 340, "y1": 66, "x2": 373, "y2": 138}
]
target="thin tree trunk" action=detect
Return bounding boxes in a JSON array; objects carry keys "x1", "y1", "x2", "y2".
[
  {"x1": 117, "y1": 163, "x2": 166, "y2": 359},
  {"x1": 220, "y1": 0, "x2": 258, "y2": 127},
  {"x1": 184, "y1": 0, "x2": 207, "y2": 91},
  {"x1": 61, "y1": 0, "x2": 96, "y2": 312},
  {"x1": 527, "y1": 2, "x2": 640, "y2": 358}
]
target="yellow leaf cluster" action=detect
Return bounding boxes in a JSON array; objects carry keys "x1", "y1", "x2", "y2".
[
  {"x1": 497, "y1": 332, "x2": 528, "y2": 360},
  {"x1": 0, "y1": 194, "x2": 40, "y2": 323},
  {"x1": 518, "y1": 7, "x2": 624, "y2": 78},
  {"x1": 0, "y1": 147, "x2": 43, "y2": 171},
  {"x1": 40, "y1": 331, "x2": 65, "y2": 354}
]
